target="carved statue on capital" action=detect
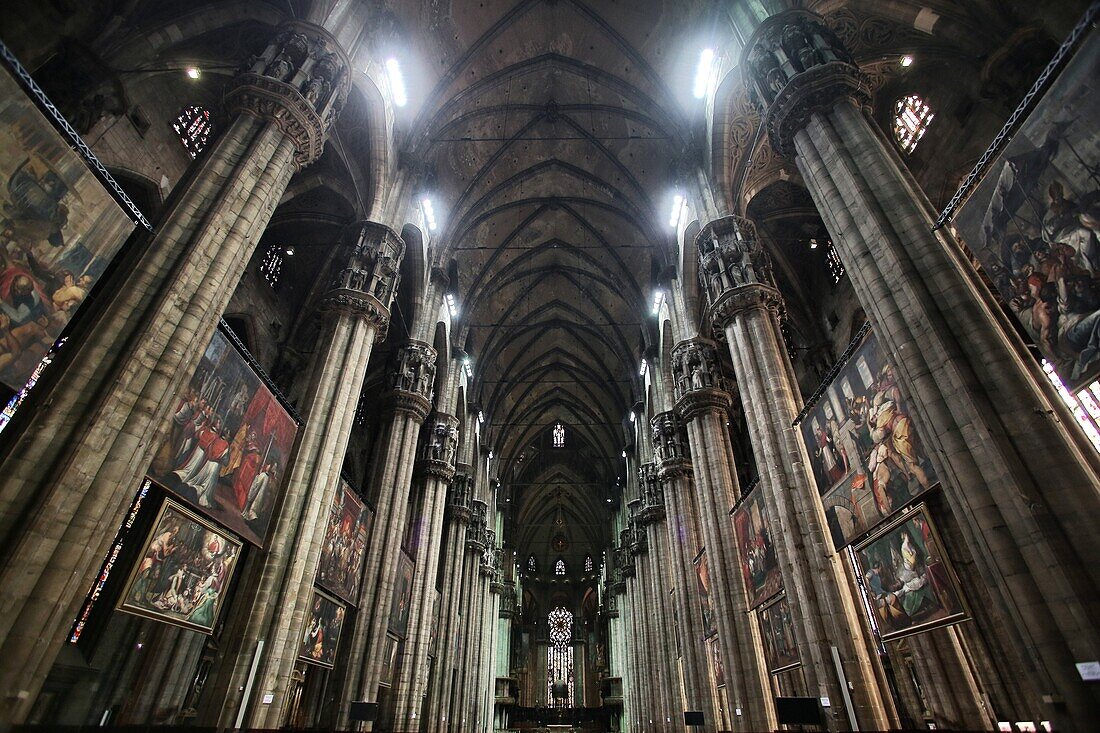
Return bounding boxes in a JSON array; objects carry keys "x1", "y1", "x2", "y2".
[
  {"x1": 390, "y1": 341, "x2": 436, "y2": 400},
  {"x1": 321, "y1": 222, "x2": 404, "y2": 335},
  {"x1": 637, "y1": 463, "x2": 665, "y2": 523},
  {"x1": 449, "y1": 472, "x2": 473, "y2": 522},
  {"x1": 671, "y1": 339, "x2": 724, "y2": 400},
  {"x1": 650, "y1": 411, "x2": 689, "y2": 470},
  {"x1": 697, "y1": 215, "x2": 773, "y2": 306},
  {"x1": 417, "y1": 412, "x2": 459, "y2": 480},
  {"x1": 742, "y1": 10, "x2": 868, "y2": 156},
  {"x1": 228, "y1": 22, "x2": 351, "y2": 168}
]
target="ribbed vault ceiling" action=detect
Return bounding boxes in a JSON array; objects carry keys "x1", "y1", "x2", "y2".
[{"x1": 394, "y1": 0, "x2": 712, "y2": 557}]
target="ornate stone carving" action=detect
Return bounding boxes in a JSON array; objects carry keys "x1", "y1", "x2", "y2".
[
  {"x1": 651, "y1": 411, "x2": 691, "y2": 479},
  {"x1": 481, "y1": 531, "x2": 501, "y2": 579},
  {"x1": 467, "y1": 500, "x2": 489, "y2": 551},
  {"x1": 742, "y1": 10, "x2": 869, "y2": 156},
  {"x1": 672, "y1": 339, "x2": 732, "y2": 419},
  {"x1": 416, "y1": 412, "x2": 459, "y2": 480},
  {"x1": 227, "y1": 21, "x2": 351, "y2": 168},
  {"x1": 386, "y1": 340, "x2": 436, "y2": 420},
  {"x1": 697, "y1": 215, "x2": 773, "y2": 306},
  {"x1": 498, "y1": 581, "x2": 517, "y2": 618},
  {"x1": 637, "y1": 463, "x2": 665, "y2": 524},
  {"x1": 707, "y1": 282, "x2": 785, "y2": 333},
  {"x1": 321, "y1": 221, "x2": 404, "y2": 337},
  {"x1": 448, "y1": 472, "x2": 473, "y2": 523}
]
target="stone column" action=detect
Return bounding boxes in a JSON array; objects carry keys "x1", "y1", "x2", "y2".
[
  {"x1": 637, "y1": 518, "x2": 679, "y2": 729},
  {"x1": 647, "y1": 451, "x2": 717, "y2": 731},
  {"x1": 743, "y1": 9, "x2": 1100, "y2": 727},
  {"x1": 0, "y1": 22, "x2": 349, "y2": 724},
  {"x1": 459, "y1": 500, "x2": 492, "y2": 727},
  {"x1": 480, "y1": 540, "x2": 503, "y2": 732},
  {"x1": 424, "y1": 469, "x2": 472, "y2": 727},
  {"x1": 391, "y1": 412, "x2": 459, "y2": 730},
  {"x1": 617, "y1": 539, "x2": 647, "y2": 731},
  {"x1": 234, "y1": 222, "x2": 402, "y2": 728},
  {"x1": 698, "y1": 243, "x2": 888, "y2": 729},
  {"x1": 659, "y1": 397, "x2": 770, "y2": 731},
  {"x1": 341, "y1": 340, "x2": 436, "y2": 724}
]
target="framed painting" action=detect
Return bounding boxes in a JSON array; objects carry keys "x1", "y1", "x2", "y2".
[
  {"x1": 388, "y1": 552, "x2": 414, "y2": 637},
  {"x1": 316, "y1": 480, "x2": 371, "y2": 604},
  {"x1": 379, "y1": 634, "x2": 399, "y2": 685},
  {"x1": 853, "y1": 505, "x2": 968, "y2": 641},
  {"x1": 797, "y1": 330, "x2": 938, "y2": 548},
  {"x1": 118, "y1": 498, "x2": 242, "y2": 634},
  {"x1": 758, "y1": 595, "x2": 800, "y2": 674},
  {"x1": 0, "y1": 65, "x2": 137, "y2": 391},
  {"x1": 298, "y1": 588, "x2": 346, "y2": 668},
  {"x1": 708, "y1": 637, "x2": 725, "y2": 689},
  {"x1": 694, "y1": 550, "x2": 717, "y2": 638},
  {"x1": 732, "y1": 486, "x2": 782, "y2": 608},
  {"x1": 952, "y1": 30, "x2": 1100, "y2": 388},
  {"x1": 147, "y1": 327, "x2": 299, "y2": 546}
]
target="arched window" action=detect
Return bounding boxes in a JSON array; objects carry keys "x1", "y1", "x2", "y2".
[
  {"x1": 555, "y1": 558, "x2": 566, "y2": 576},
  {"x1": 172, "y1": 105, "x2": 214, "y2": 158},
  {"x1": 552, "y1": 422, "x2": 565, "y2": 448},
  {"x1": 584, "y1": 554, "x2": 594, "y2": 573},
  {"x1": 527, "y1": 554, "x2": 538, "y2": 573},
  {"x1": 547, "y1": 607, "x2": 574, "y2": 707},
  {"x1": 893, "y1": 94, "x2": 934, "y2": 154}
]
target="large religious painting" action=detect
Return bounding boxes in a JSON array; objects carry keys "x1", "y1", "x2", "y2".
[
  {"x1": 316, "y1": 481, "x2": 371, "y2": 604},
  {"x1": 732, "y1": 486, "x2": 782, "y2": 608},
  {"x1": 694, "y1": 550, "x2": 717, "y2": 638},
  {"x1": 298, "y1": 589, "x2": 346, "y2": 668},
  {"x1": 147, "y1": 328, "x2": 298, "y2": 546},
  {"x1": 853, "y1": 506, "x2": 967, "y2": 641},
  {"x1": 758, "y1": 595, "x2": 800, "y2": 674},
  {"x1": 708, "y1": 637, "x2": 725, "y2": 689},
  {"x1": 388, "y1": 552, "x2": 414, "y2": 638},
  {"x1": 952, "y1": 31, "x2": 1100, "y2": 388},
  {"x1": 0, "y1": 66, "x2": 136, "y2": 391},
  {"x1": 379, "y1": 635, "x2": 399, "y2": 685},
  {"x1": 118, "y1": 498, "x2": 242, "y2": 634},
  {"x1": 798, "y1": 331, "x2": 938, "y2": 549}
]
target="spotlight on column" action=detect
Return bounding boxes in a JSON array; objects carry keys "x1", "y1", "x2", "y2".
[
  {"x1": 185, "y1": 66, "x2": 201, "y2": 80},
  {"x1": 651, "y1": 289, "x2": 665, "y2": 315},
  {"x1": 421, "y1": 197, "x2": 438, "y2": 231},
  {"x1": 385, "y1": 58, "x2": 408, "y2": 107},
  {"x1": 445, "y1": 292, "x2": 458, "y2": 318},
  {"x1": 463, "y1": 356, "x2": 473, "y2": 380},
  {"x1": 639, "y1": 358, "x2": 648, "y2": 378},
  {"x1": 693, "y1": 48, "x2": 716, "y2": 99},
  {"x1": 900, "y1": 54, "x2": 914, "y2": 67}
]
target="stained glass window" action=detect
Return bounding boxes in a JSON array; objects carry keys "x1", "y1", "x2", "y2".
[
  {"x1": 584, "y1": 554, "x2": 593, "y2": 573},
  {"x1": 825, "y1": 242, "x2": 845, "y2": 285},
  {"x1": 527, "y1": 554, "x2": 537, "y2": 573},
  {"x1": 260, "y1": 245, "x2": 284, "y2": 289},
  {"x1": 555, "y1": 558, "x2": 566, "y2": 576},
  {"x1": 547, "y1": 607, "x2": 574, "y2": 707},
  {"x1": 173, "y1": 105, "x2": 214, "y2": 158},
  {"x1": 553, "y1": 422, "x2": 565, "y2": 448},
  {"x1": 893, "y1": 94, "x2": 934, "y2": 154}
]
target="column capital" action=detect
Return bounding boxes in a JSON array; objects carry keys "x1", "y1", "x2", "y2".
[
  {"x1": 741, "y1": 9, "x2": 870, "y2": 156},
  {"x1": 320, "y1": 221, "x2": 404, "y2": 337},
  {"x1": 415, "y1": 412, "x2": 459, "y2": 480},
  {"x1": 707, "y1": 282, "x2": 785, "y2": 332},
  {"x1": 650, "y1": 411, "x2": 692, "y2": 479},
  {"x1": 448, "y1": 472, "x2": 473, "y2": 523},
  {"x1": 671, "y1": 338, "x2": 733, "y2": 420},
  {"x1": 226, "y1": 21, "x2": 352, "y2": 169},
  {"x1": 696, "y1": 215, "x2": 776, "y2": 306},
  {"x1": 385, "y1": 340, "x2": 436, "y2": 420},
  {"x1": 636, "y1": 463, "x2": 666, "y2": 524}
]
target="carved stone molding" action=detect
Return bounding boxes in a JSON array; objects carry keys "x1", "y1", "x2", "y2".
[
  {"x1": 227, "y1": 21, "x2": 351, "y2": 169},
  {"x1": 448, "y1": 472, "x2": 473, "y2": 523},
  {"x1": 707, "y1": 282, "x2": 785, "y2": 332},
  {"x1": 742, "y1": 10, "x2": 870, "y2": 157},
  {"x1": 466, "y1": 500, "x2": 489, "y2": 551}
]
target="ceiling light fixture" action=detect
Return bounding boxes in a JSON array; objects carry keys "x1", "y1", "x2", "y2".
[
  {"x1": 693, "y1": 48, "x2": 715, "y2": 99},
  {"x1": 386, "y1": 58, "x2": 407, "y2": 107},
  {"x1": 639, "y1": 358, "x2": 648, "y2": 378},
  {"x1": 421, "y1": 196, "x2": 438, "y2": 231},
  {"x1": 445, "y1": 292, "x2": 459, "y2": 319},
  {"x1": 668, "y1": 194, "x2": 685, "y2": 227},
  {"x1": 185, "y1": 67, "x2": 201, "y2": 80},
  {"x1": 463, "y1": 356, "x2": 473, "y2": 380},
  {"x1": 900, "y1": 55, "x2": 914, "y2": 67}
]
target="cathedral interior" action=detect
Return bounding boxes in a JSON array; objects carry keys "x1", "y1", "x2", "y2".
[{"x1": 0, "y1": 0, "x2": 1098, "y2": 731}]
